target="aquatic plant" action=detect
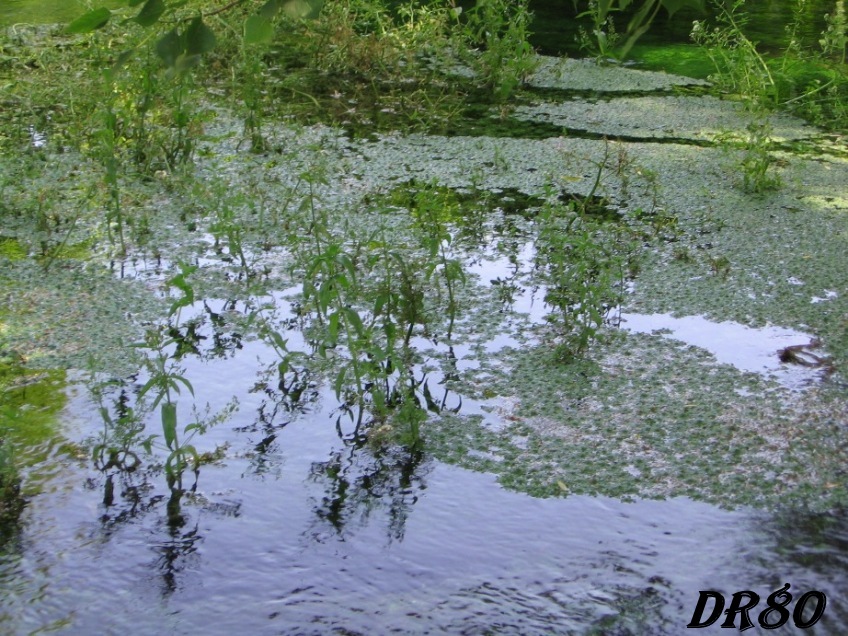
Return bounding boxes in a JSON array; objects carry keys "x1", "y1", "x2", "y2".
[
  {"x1": 714, "y1": 119, "x2": 782, "y2": 193},
  {"x1": 692, "y1": 0, "x2": 848, "y2": 130},
  {"x1": 459, "y1": 0, "x2": 537, "y2": 101},
  {"x1": 535, "y1": 199, "x2": 632, "y2": 361},
  {"x1": 126, "y1": 262, "x2": 238, "y2": 492},
  {"x1": 575, "y1": 0, "x2": 705, "y2": 61},
  {"x1": 690, "y1": 1, "x2": 779, "y2": 108}
]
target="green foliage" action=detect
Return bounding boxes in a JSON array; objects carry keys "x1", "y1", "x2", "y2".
[
  {"x1": 66, "y1": 7, "x2": 112, "y2": 34},
  {"x1": 576, "y1": 0, "x2": 705, "y2": 61},
  {"x1": 535, "y1": 200, "x2": 631, "y2": 361},
  {"x1": 737, "y1": 121, "x2": 782, "y2": 193},
  {"x1": 114, "y1": 262, "x2": 238, "y2": 492},
  {"x1": 692, "y1": 0, "x2": 848, "y2": 130},
  {"x1": 715, "y1": 120, "x2": 782, "y2": 193},
  {"x1": 460, "y1": 0, "x2": 537, "y2": 101},
  {"x1": 691, "y1": 1, "x2": 778, "y2": 107}
]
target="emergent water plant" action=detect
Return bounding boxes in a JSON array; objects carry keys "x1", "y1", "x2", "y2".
[
  {"x1": 459, "y1": 0, "x2": 538, "y2": 101},
  {"x1": 692, "y1": 0, "x2": 848, "y2": 130},
  {"x1": 129, "y1": 261, "x2": 237, "y2": 492}
]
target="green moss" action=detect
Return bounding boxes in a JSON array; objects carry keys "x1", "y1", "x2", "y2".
[
  {"x1": 0, "y1": 237, "x2": 26, "y2": 260},
  {"x1": 0, "y1": 362, "x2": 66, "y2": 454},
  {"x1": 630, "y1": 43, "x2": 716, "y2": 80}
]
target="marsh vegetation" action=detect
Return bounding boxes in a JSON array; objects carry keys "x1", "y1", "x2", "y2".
[{"x1": 1, "y1": 0, "x2": 847, "y2": 632}]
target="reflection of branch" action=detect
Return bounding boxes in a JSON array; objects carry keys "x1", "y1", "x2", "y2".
[{"x1": 308, "y1": 444, "x2": 429, "y2": 543}]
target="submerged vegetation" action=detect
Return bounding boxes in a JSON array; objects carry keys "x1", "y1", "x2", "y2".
[{"x1": 0, "y1": 0, "x2": 847, "y2": 520}]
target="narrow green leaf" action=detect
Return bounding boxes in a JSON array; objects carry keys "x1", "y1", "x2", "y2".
[
  {"x1": 373, "y1": 293, "x2": 387, "y2": 317},
  {"x1": 98, "y1": 406, "x2": 114, "y2": 426},
  {"x1": 173, "y1": 374, "x2": 194, "y2": 396},
  {"x1": 66, "y1": 8, "x2": 111, "y2": 34},
  {"x1": 328, "y1": 311, "x2": 340, "y2": 342},
  {"x1": 134, "y1": 0, "x2": 165, "y2": 27},
  {"x1": 333, "y1": 367, "x2": 347, "y2": 399},
  {"x1": 278, "y1": 359, "x2": 290, "y2": 376},
  {"x1": 244, "y1": 15, "x2": 274, "y2": 45},
  {"x1": 107, "y1": 48, "x2": 136, "y2": 77},
  {"x1": 141, "y1": 435, "x2": 156, "y2": 454},
  {"x1": 342, "y1": 307, "x2": 364, "y2": 336},
  {"x1": 269, "y1": 330, "x2": 288, "y2": 351},
  {"x1": 137, "y1": 376, "x2": 159, "y2": 400},
  {"x1": 162, "y1": 402, "x2": 178, "y2": 450},
  {"x1": 185, "y1": 16, "x2": 216, "y2": 56}
]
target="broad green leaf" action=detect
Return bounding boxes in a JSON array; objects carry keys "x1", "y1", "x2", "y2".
[
  {"x1": 283, "y1": 0, "x2": 321, "y2": 19},
  {"x1": 260, "y1": 0, "x2": 284, "y2": 20},
  {"x1": 244, "y1": 15, "x2": 274, "y2": 45},
  {"x1": 66, "y1": 8, "x2": 111, "y2": 34},
  {"x1": 156, "y1": 28, "x2": 182, "y2": 67},
  {"x1": 128, "y1": 0, "x2": 146, "y2": 6},
  {"x1": 134, "y1": 0, "x2": 165, "y2": 27},
  {"x1": 186, "y1": 16, "x2": 217, "y2": 56},
  {"x1": 174, "y1": 53, "x2": 202, "y2": 72},
  {"x1": 162, "y1": 402, "x2": 178, "y2": 450},
  {"x1": 327, "y1": 311, "x2": 340, "y2": 342}
]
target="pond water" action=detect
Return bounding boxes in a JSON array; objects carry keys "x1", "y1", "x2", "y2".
[
  {"x1": 2, "y1": 1, "x2": 848, "y2": 635},
  {"x1": 3, "y1": 312, "x2": 847, "y2": 634}
]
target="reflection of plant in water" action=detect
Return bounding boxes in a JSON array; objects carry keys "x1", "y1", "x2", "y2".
[
  {"x1": 308, "y1": 441, "x2": 431, "y2": 542},
  {"x1": 88, "y1": 375, "x2": 152, "y2": 490},
  {"x1": 0, "y1": 436, "x2": 24, "y2": 543},
  {"x1": 155, "y1": 497, "x2": 202, "y2": 596}
]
